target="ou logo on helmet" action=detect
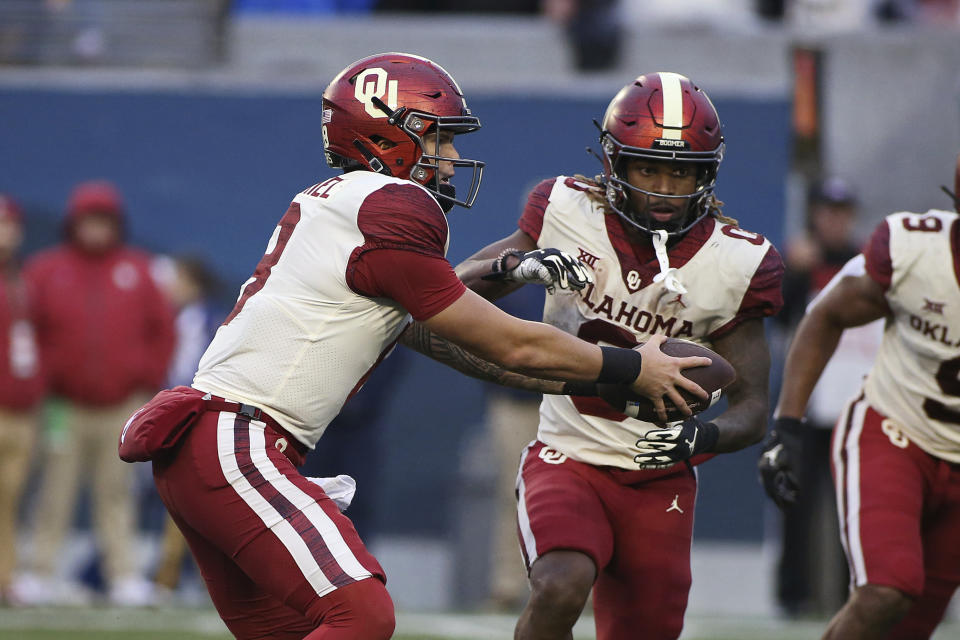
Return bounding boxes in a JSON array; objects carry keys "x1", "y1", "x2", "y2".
[{"x1": 354, "y1": 68, "x2": 398, "y2": 118}]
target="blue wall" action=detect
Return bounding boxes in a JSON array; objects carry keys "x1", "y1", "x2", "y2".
[{"x1": 0, "y1": 87, "x2": 789, "y2": 540}]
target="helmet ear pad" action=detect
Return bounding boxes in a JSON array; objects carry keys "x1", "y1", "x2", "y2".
[{"x1": 365, "y1": 134, "x2": 421, "y2": 176}]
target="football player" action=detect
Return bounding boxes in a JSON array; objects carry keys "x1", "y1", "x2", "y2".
[
  {"x1": 449, "y1": 72, "x2": 784, "y2": 640},
  {"x1": 759, "y1": 154, "x2": 960, "y2": 639},
  {"x1": 143, "y1": 54, "x2": 710, "y2": 640}
]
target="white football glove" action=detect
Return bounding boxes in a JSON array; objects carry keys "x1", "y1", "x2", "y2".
[
  {"x1": 482, "y1": 248, "x2": 593, "y2": 293},
  {"x1": 634, "y1": 417, "x2": 719, "y2": 469}
]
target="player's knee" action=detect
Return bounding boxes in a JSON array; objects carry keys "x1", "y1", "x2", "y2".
[
  {"x1": 357, "y1": 589, "x2": 396, "y2": 639},
  {"x1": 529, "y1": 576, "x2": 589, "y2": 617},
  {"x1": 350, "y1": 608, "x2": 394, "y2": 640},
  {"x1": 528, "y1": 553, "x2": 595, "y2": 616},
  {"x1": 849, "y1": 584, "x2": 914, "y2": 625},
  {"x1": 343, "y1": 579, "x2": 395, "y2": 640},
  {"x1": 305, "y1": 578, "x2": 395, "y2": 640}
]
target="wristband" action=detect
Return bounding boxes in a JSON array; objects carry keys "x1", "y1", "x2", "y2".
[
  {"x1": 773, "y1": 416, "x2": 806, "y2": 434},
  {"x1": 493, "y1": 248, "x2": 524, "y2": 273},
  {"x1": 561, "y1": 381, "x2": 598, "y2": 396},
  {"x1": 597, "y1": 346, "x2": 643, "y2": 384},
  {"x1": 480, "y1": 248, "x2": 525, "y2": 282},
  {"x1": 698, "y1": 420, "x2": 720, "y2": 453}
]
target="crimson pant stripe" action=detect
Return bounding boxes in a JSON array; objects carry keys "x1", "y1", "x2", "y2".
[{"x1": 233, "y1": 416, "x2": 353, "y2": 588}]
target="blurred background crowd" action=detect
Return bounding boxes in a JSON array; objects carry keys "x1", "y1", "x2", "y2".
[
  {"x1": 0, "y1": 0, "x2": 959, "y2": 626},
  {"x1": 1, "y1": 0, "x2": 959, "y2": 70}
]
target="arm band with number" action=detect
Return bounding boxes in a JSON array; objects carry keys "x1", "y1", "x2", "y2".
[{"x1": 597, "y1": 346, "x2": 643, "y2": 384}]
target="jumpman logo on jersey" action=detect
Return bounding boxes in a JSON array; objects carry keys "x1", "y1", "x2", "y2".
[
  {"x1": 668, "y1": 293, "x2": 687, "y2": 308},
  {"x1": 666, "y1": 495, "x2": 684, "y2": 514},
  {"x1": 923, "y1": 298, "x2": 945, "y2": 315}
]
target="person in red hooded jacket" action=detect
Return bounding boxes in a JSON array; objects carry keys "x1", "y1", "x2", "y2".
[
  {"x1": 16, "y1": 180, "x2": 175, "y2": 606},
  {"x1": 0, "y1": 194, "x2": 44, "y2": 606}
]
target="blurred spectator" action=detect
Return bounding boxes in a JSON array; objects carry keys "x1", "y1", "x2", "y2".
[
  {"x1": 915, "y1": 0, "x2": 960, "y2": 22},
  {"x1": 543, "y1": 0, "x2": 622, "y2": 71},
  {"x1": 755, "y1": 0, "x2": 785, "y2": 21},
  {"x1": 374, "y1": 0, "x2": 538, "y2": 11},
  {"x1": 15, "y1": 180, "x2": 175, "y2": 607},
  {"x1": 235, "y1": 0, "x2": 376, "y2": 12},
  {"x1": 161, "y1": 256, "x2": 225, "y2": 391},
  {"x1": 151, "y1": 255, "x2": 225, "y2": 601},
  {"x1": 0, "y1": 0, "x2": 232, "y2": 67},
  {"x1": 773, "y1": 177, "x2": 882, "y2": 617},
  {"x1": 780, "y1": 178, "x2": 860, "y2": 328},
  {"x1": 0, "y1": 195, "x2": 44, "y2": 607},
  {"x1": 877, "y1": 0, "x2": 960, "y2": 23},
  {"x1": 787, "y1": 0, "x2": 874, "y2": 30}
]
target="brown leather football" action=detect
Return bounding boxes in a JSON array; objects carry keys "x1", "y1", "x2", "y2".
[{"x1": 597, "y1": 338, "x2": 736, "y2": 423}]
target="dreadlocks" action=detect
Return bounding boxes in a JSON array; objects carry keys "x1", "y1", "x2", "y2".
[{"x1": 575, "y1": 174, "x2": 739, "y2": 227}]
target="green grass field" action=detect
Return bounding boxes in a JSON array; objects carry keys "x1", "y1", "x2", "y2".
[{"x1": 0, "y1": 606, "x2": 957, "y2": 640}]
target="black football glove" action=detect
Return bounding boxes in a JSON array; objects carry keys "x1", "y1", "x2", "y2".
[
  {"x1": 634, "y1": 416, "x2": 719, "y2": 469},
  {"x1": 482, "y1": 248, "x2": 592, "y2": 293},
  {"x1": 757, "y1": 416, "x2": 805, "y2": 510}
]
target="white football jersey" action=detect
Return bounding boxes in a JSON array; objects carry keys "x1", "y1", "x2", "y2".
[
  {"x1": 521, "y1": 177, "x2": 783, "y2": 469},
  {"x1": 193, "y1": 171, "x2": 452, "y2": 449},
  {"x1": 862, "y1": 209, "x2": 960, "y2": 462}
]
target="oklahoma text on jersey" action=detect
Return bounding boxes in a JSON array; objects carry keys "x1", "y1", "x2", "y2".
[{"x1": 518, "y1": 176, "x2": 782, "y2": 469}]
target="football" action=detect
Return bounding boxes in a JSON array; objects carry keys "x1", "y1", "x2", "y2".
[{"x1": 597, "y1": 338, "x2": 736, "y2": 423}]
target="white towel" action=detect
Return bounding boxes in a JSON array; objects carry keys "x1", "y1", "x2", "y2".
[{"x1": 305, "y1": 474, "x2": 357, "y2": 511}]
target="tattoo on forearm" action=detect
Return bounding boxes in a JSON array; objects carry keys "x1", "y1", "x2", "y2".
[{"x1": 400, "y1": 323, "x2": 564, "y2": 394}]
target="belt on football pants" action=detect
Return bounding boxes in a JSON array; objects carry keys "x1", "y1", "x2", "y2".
[{"x1": 200, "y1": 392, "x2": 308, "y2": 458}]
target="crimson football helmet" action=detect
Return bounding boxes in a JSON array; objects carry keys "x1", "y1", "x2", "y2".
[
  {"x1": 322, "y1": 52, "x2": 484, "y2": 211},
  {"x1": 599, "y1": 72, "x2": 724, "y2": 235}
]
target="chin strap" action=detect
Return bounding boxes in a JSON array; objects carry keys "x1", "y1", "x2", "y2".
[
  {"x1": 941, "y1": 185, "x2": 960, "y2": 213},
  {"x1": 351, "y1": 139, "x2": 392, "y2": 176},
  {"x1": 651, "y1": 229, "x2": 687, "y2": 294}
]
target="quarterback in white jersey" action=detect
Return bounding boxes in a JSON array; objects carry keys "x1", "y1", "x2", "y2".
[
  {"x1": 193, "y1": 170, "x2": 452, "y2": 449},
  {"x1": 763, "y1": 161, "x2": 960, "y2": 640},
  {"x1": 139, "y1": 54, "x2": 708, "y2": 640},
  {"x1": 458, "y1": 73, "x2": 784, "y2": 640}
]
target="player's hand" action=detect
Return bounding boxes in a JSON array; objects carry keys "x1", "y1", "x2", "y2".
[
  {"x1": 481, "y1": 248, "x2": 593, "y2": 292},
  {"x1": 634, "y1": 416, "x2": 719, "y2": 469},
  {"x1": 630, "y1": 335, "x2": 710, "y2": 422},
  {"x1": 757, "y1": 416, "x2": 804, "y2": 509}
]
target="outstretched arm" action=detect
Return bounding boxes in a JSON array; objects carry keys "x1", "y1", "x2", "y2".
[
  {"x1": 398, "y1": 321, "x2": 570, "y2": 395},
  {"x1": 775, "y1": 272, "x2": 890, "y2": 419},
  {"x1": 421, "y1": 288, "x2": 711, "y2": 420}
]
